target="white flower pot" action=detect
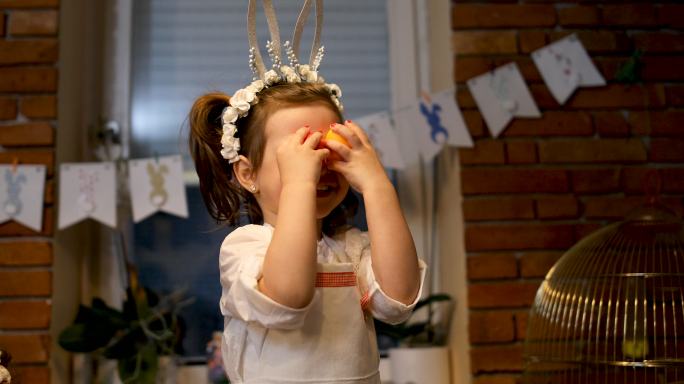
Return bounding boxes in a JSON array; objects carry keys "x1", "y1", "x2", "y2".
[{"x1": 388, "y1": 346, "x2": 450, "y2": 384}]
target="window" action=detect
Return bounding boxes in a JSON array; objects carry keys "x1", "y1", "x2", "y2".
[{"x1": 130, "y1": 0, "x2": 390, "y2": 358}]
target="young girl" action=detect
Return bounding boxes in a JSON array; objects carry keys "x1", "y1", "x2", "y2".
[{"x1": 188, "y1": 3, "x2": 424, "y2": 382}]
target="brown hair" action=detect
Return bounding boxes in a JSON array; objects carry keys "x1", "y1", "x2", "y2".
[{"x1": 188, "y1": 81, "x2": 358, "y2": 234}]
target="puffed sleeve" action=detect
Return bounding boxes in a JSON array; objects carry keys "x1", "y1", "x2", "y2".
[
  {"x1": 344, "y1": 228, "x2": 427, "y2": 325},
  {"x1": 219, "y1": 224, "x2": 317, "y2": 330}
]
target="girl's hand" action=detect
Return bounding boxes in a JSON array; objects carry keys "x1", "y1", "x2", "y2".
[
  {"x1": 325, "y1": 121, "x2": 390, "y2": 194},
  {"x1": 276, "y1": 126, "x2": 329, "y2": 187}
]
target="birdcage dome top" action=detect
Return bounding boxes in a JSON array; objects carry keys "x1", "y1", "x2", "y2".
[{"x1": 523, "y1": 203, "x2": 684, "y2": 384}]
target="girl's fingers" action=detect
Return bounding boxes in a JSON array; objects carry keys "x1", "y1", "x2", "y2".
[
  {"x1": 295, "y1": 126, "x2": 311, "y2": 143},
  {"x1": 303, "y1": 130, "x2": 323, "y2": 148},
  {"x1": 325, "y1": 139, "x2": 352, "y2": 161},
  {"x1": 316, "y1": 148, "x2": 330, "y2": 161},
  {"x1": 344, "y1": 120, "x2": 370, "y2": 145},
  {"x1": 330, "y1": 123, "x2": 362, "y2": 148}
]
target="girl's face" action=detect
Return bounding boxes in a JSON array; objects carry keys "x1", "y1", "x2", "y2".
[{"x1": 254, "y1": 104, "x2": 349, "y2": 225}]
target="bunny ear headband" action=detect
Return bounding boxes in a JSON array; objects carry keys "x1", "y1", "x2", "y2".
[{"x1": 220, "y1": 0, "x2": 343, "y2": 163}]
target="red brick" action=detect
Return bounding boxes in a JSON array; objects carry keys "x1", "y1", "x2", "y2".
[
  {"x1": 460, "y1": 168, "x2": 569, "y2": 195},
  {"x1": 0, "y1": 151, "x2": 54, "y2": 175},
  {"x1": 0, "y1": 270, "x2": 51, "y2": 296},
  {"x1": 0, "y1": 68, "x2": 57, "y2": 93},
  {"x1": 0, "y1": 334, "x2": 49, "y2": 363},
  {"x1": 454, "y1": 57, "x2": 492, "y2": 83},
  {"x1": 558, "y1": 5, "x2": 599, "y2": 27},
  {"x1": 536, "y1": 196, "x2": 579, "y2": 219},
  {"x1": 457, "y1": 88, "x2": 477, "y2": 109},
  {"x1": 641, "y1": 56, "x2": 684, "y2": 81},
  {"x1": 514, "y1": 311, "x2": 528, "y2": 340},
  {"x1": 549, "y1": 31, "x2": 631, "y2": 54},
  {"x1": 666, "y1": 85, "x2": 684, "y2": 106},
  {"x1": 453, "y1": 31, "x2": 517, "y2": 55},
  {"x1": 650, "y1": 139, "x2": 684, "y2": 162},
  {"x1": 473, "y1": 376, "x2": 519, "y2": 384},
  {"x1": 621, "y1": 167, "x2": 658, "y2": 194},
  {"x1": 0, "y1": 97, "x2": 17, "y2": 120},
  {"x1": 0, "y1": 123, "x2": 54, "y2": 146},
  {"x1": 0, "y1": 206, "x2": 53, "y2": 236},
  {"x1": 44, "y1": 178, "x2": 54, "y2": 204},
  {"x1": 661, "y1": 169, "x2": 684, "y2": 194},
  {"x1": 594, "y1": 111, "x2": 630, "y2": 137},
  {"x1": 658, "y1": 5, "x2": 684, "y2": 29},
  {"x1": 566, "y1": 84, "x2": 666, "y2": 109},
  {"x1": 469, "y1": 282, "x2": 540, "y2": 309},
  {"x1": 575, "y1": 223, "x2": 603, "y2": 240},
  {"x1": 504, "y1": 111, "x2": 593, "y2": 137},
  {"x1": 453, "y1": 5, "x2": 555, "y2": 29},
  {"x1": 460, "y1": 140, "x2": 505, "y2": 165},
  {"x1": 602, "y1": 4, "x2": 658, "y2": 27},
  {"x1": 20, "y1": 95, "x2": 56, "y2": 118},
  {"x1": 0, "y1": 242, "x2": 52, "y2": 266},
  {"x1": 519, "y1": 252, "x2": 563, "y2": 278},
  {"x1": 519, "y1": 30, "x2": 546, "y2": 54},
  {"x1": 629, "y1": 110, "x2": 684, "y2": 137},
  {"x1": 634, "y1": 32, "x2": 684, "y2": 53},
  {"x1": 465, "y1": 223, "x2": 576, "y2": 251},
  {"x1": 538, "y1": 139, "x2": 647, "y2": 164},
  {"x1": 528, "y1": 84, "x2": 561, "y2": 109},
  {"x1": 8, "y1": 10, "x2": 57, "y2": 35},
  {"x1": 467, "y1": 253, "x2": 519, "y2": 280},
  {"x1": 505, "y1": 141, "x2": 537, "y2": 164},
  {"x1": 570, "y1": 168, "x2": 620, "y2": 194},
  {"x1": 0, "y1": 40, "x2": 58, "y2": 64},
  {"x1": 464, "y1": 197, "x2": 534, "y2": 221},
  {"x1": 470, "y1": 344, "x2": 524, "y2": 373},
  {"x1": 584, "y1": 196, "x2": 683, "y2": 219},
  {"x1": 0, "y1": 0, "x2": 58, "y2": 7},
  {"x1": 463, "y1": 110, "x2": 486, "y2": 138},
  {"x1": 10, "y1": 366, "x2": 49, "y2": 384},
  {"x1": 0, "y1": 300, "x2": 50, "y2": 328},
  {"x1": 469, "y1": 311, "x2": 515, "y2": 343}
]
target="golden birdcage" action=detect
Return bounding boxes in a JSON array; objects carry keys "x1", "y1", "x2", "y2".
[{"x1": 523, "y1": 202, "x2": 684, "y2": 384}]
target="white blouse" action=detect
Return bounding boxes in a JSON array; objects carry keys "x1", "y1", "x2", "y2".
[{"x1": 219, "y1": 224, "x2": 426, "y2": 383}]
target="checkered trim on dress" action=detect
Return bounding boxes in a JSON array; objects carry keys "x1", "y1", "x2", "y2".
[{"x1": 315, "y1": 272, "x2": 357, "y2": 287}]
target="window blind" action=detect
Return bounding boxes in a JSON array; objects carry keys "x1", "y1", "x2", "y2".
[{"x1": 131, "y1": 0, "x2": 390, "y2": 163}]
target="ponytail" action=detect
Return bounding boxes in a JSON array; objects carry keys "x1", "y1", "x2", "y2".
[{"x1": 189, "y1": 93, "x2": 257, "y2": 225}]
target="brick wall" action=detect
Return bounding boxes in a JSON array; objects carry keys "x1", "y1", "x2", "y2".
[
  {"x1": 453, "y1": 2, "x2": 684, "y2": 383},
  {"x1": 0, "y1": 0, "x2": 58, "y2": 383}
]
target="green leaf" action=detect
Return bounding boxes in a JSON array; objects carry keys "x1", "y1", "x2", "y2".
[
  {"x1": 58, "y1": 305, "x2": 123, "y2": 352},
  {"x1": 104, "y1": 327, "x2": 146, "y2": 359},
  {"x1": 118, "y1": 342, "x2": 159, "y2": 384}
]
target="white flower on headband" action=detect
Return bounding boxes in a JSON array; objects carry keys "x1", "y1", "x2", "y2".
[
  {"x1": 220, "y1": 117, "x2": 241, "y2": 163},
  {"x1": 325, "y1": 83, "x2": 342, "y2": 98},
  {"x1": 298, "y1": 64, "x2": 319, "y2": 83},
  {"x1": 222, "y1": 108, "x2": 239, "y2": 124},
  {"x1": 280, "y1": 65, "x2": 300, "y2": 83},
  {"x1": 264, "y1": 70, "x2": 280, "y2": 86}
]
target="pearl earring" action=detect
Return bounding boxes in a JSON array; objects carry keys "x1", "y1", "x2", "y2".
[{"x1": 250, "y1": 185, "x2": 257, "y2": 193}]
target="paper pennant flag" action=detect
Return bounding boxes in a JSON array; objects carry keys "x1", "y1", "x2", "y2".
[
  {"x1": 58, "y1": 162, "x2": 117, "y2": 229},
  {"x1": 393, "y1": 103, "x2": 442, "y2": 163},
  {"x1": 426, "y1": 89, "x2": 473, "y2": 148},
  {"x1": 532, "y1": 34, "x2": 606, "y2": 105},
  {"x1": 128, "y1": 155, "x2": 188, "y2": 223},
  {"x1": 356, "y1": 112, "x2": 406, "y2": 170},
  {"x1": 0, "y1": 165, "x2": 46, "y2": 231},
  {"x1": 467, "y1": 62, "x2": 541, "y2": 138}
]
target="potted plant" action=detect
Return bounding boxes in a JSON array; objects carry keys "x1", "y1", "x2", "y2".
[
  {"x1": 58, "y1": 267, "x2": 191, "y2": 384},
  {"x1": 374, "y1": 293, "x2": 454, "y2": 384}
]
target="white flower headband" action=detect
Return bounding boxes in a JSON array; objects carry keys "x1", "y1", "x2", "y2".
[{"x1": 221, "y1": 0, "x2": 343, "y2": 163}]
